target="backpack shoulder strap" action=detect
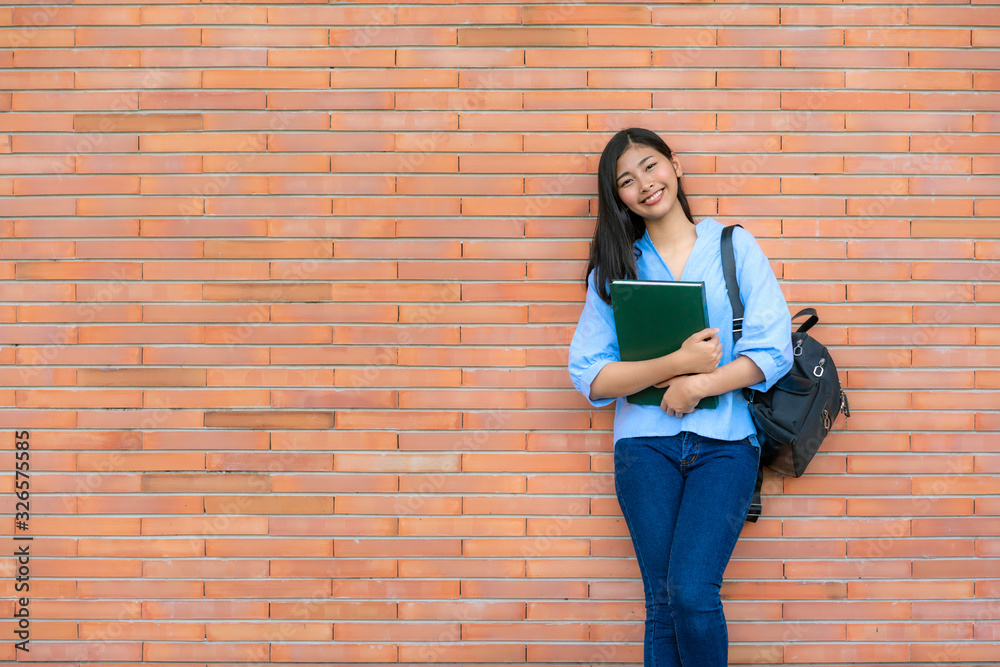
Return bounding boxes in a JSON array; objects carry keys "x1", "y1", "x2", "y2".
[
  {"x1": 720, "y1": 224, "x2": 744, "y2": 344},
  {"x1": 746, "y1": 464, "x2": 763, "y2": 523},
  {"x1": 720, "y1": 223, "x2": 763, "y2": 523}
]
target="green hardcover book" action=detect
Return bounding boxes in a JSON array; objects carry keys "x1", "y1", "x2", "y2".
[{"x1": 609, "y1": 279, "x2": 719, "y2": 410}]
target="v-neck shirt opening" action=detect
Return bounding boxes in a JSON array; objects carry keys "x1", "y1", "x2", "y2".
[{"x1": 639, "y1": 218, "x2": 708, "y2": 282}]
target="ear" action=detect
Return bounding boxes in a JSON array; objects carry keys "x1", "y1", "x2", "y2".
[{"x1": 671, "y1": 156, "x2": 683, "y2": 178}]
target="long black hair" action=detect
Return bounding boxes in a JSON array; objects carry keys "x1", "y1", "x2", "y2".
[{"x1": 586, "y1": 128, "x2": 696, "y2": 304}]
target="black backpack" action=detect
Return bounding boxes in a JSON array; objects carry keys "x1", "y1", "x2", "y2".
[{"x1": 720, "y1": 225, "x2": 850, "y2": 522}]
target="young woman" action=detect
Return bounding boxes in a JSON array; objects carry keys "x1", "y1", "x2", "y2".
[{"x1": 568, "y1": 128, "x2": 793, "y2": 667}]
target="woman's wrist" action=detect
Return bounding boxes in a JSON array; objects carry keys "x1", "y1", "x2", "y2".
[{"x1": 676, "y1": 372, "x2": 714, "y2": 404}]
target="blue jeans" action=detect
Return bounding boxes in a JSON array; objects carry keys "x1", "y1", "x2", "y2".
[{"x1": 614, "y1": 432, "x2": 760, "y2": 667}]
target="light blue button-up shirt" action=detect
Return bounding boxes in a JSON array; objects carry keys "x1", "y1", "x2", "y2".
[{"x1": 568, "y1": 217, "x2": 793, "y2": 445}]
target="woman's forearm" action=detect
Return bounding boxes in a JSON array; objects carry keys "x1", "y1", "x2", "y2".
[
  {"x1": 685, "y1": 354, "x2": 766, "y2": 401},
  {"x1": 658, "y1": 355, "x2": 768, "y2": 417},
  {"x1": 589, "y1": 354, "x2": 691, "y2": 401}
]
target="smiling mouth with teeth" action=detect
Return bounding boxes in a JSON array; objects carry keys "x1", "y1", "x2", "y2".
[{"x1": 641, "y1": 188, "x2": 664, "y2": 204}]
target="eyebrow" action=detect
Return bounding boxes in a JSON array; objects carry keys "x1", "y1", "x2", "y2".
[{"x1": 617, "y1": 155, "x2": 655, "y2": 181}]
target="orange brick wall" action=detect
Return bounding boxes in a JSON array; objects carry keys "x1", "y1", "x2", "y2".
[{"x1": 0, "y1": 1, "x2": 998, "y2": 664}]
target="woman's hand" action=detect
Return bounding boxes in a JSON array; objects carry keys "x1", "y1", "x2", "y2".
[
  {"x1": 658, "y1": 374, "x2": 711, "y2": 417},
  {"x1": 677, "y1": 327, "x2": 722, "y2": 376},
  {"x1": 657, "y1": 356, "x2": 767, "y2": 417}
]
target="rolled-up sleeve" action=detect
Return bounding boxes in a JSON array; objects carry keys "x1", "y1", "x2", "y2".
[
  {"x1": 568, "y1": 271, "x2": 619, "y2": 407},
  {"x1": 732, "y1": 227, "x2": 793, "y2": 393}
]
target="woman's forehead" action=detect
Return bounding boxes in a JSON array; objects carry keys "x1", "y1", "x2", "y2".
[{"x1": 617, "y1": 145, "x2": 667, "y2": 170}]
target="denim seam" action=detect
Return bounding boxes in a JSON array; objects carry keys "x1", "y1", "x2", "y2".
[{"x1": 613, "y1": 441, "x2": 658, "y2": 666}]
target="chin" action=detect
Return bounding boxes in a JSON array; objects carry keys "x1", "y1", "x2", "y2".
[{"x1": 639, "y1": 203, "x2": 674, "y2": 220}]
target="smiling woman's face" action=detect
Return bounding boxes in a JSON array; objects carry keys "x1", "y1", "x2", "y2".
[{"x1": 615, "y1": 144, "x2": 683, "y2": 224}]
